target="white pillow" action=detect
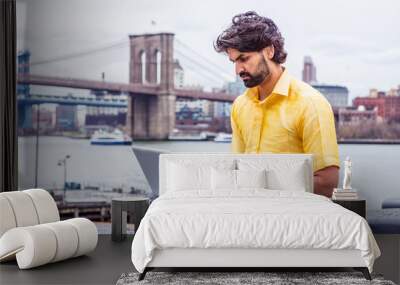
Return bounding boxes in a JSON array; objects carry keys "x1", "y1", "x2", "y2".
[
  {"x1": 210, "y1": 168, "x2": 268, "y2": 191},
  {"x1": 266, "y1": 166, "x2": 306, "y2": 191},
  {"x1": 167, "y1": 162, "x2": 209, "y2": 191},
  {"x1": 167, "y1": 160, "x2": 235, "y2": 192},
  {"x1": 236, "y1": 169, "x2": 267, "y2": 189},
  {"x1": 237, "y1": 159, "x2": 307, "y2": 191},
  {"x1": 210, "y1": 168, "x2": 236, "y2": 190}
]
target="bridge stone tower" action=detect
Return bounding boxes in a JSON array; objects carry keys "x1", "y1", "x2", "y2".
[{"x1": 127, "y1": 33, "x2": 176, "y2": 140}]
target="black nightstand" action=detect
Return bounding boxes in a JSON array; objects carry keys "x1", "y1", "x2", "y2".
[
  {"x1": 332, "y1": 199, "x2": 366, "y2": 218},
  {"x1": 111, "y1": 197, "x2": 149, "y2": 242}
]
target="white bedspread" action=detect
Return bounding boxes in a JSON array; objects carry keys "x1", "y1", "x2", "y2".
[{"x1": 131, "y1": 190, "x2": 380, "y2": 273}]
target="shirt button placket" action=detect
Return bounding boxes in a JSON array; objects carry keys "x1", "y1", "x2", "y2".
[{"x1": 255, "y1": 104, "x2": 264, "y2": 153}]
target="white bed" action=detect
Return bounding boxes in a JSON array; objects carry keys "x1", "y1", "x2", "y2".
[{"x1": 131, "y1": 153, "x2": 380, "y2": 280}]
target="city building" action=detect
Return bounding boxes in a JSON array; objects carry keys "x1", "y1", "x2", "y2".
[
  {"x1": 83, "y1": 94, "x2": 127, "y2": 128},
  {"x1": 31, "y1": 106, "x2": 56, "y2": 132},
  {"x1": 302, "y1": 56, "x2": 317, "y2": 84},
  {"x1": 201, "y1": 100, "x2": 214, "y2": 118},
  {"x1": 353, "y1": 95, "x2": 400, "y2": 123},
  {"x1": 56, "y1": 105, "x2": 78, "y2": 131},
  {"x1": 175, "y1": 83, "x2": 214, "y2": 118},
  {"x1": 369, "y1": 88, "x2": 379, "y2": 98},
  {"x1": 176, "y1": 99, "x2": 213, "y2": 117},
  {"x1": 174, "y1": 59, "x2": 184, "y2": 89},
  {"x1": 211, "y1": 87, "x2": 230, "y2": 118},
  {"x1": 213, "y1": 78, "x2": 244, "y2": 119},
  {"x1": 85, "y1": 112, "x2": 126, "y2": 128},
  {"x1": 224, "y1": 75, "x2": 246, "y2": 96},
  {"x1": 387, "y1": 86, "x2": 400, "y2": 97},
  {"x1": 173, "y1": 60, "x2": 216, "y2": 118},
  {"x1": 214, "y1": 102, "x2": 231, "y2": 118},
  {"x1": 176, "y1": 105, "x2": 203, "y2": 121},
  {"x1": 353, "y1": 86, "x2": 400, "y2": 123},
  {"x1": 312, "y1": 84, "x2": 349, "y2": 108},
  {"x1": 301, "y1": 56, "x2": 349, "y2": 108},
  {"x1": 174, "y1": 59, "x2": 207, "y2": 123},
  {"x1": 338, "y1": 106, "x2": 378, "y2": 126},
  {"x1": 17, "y1": 50, "x2": 30, "y2": 96}
]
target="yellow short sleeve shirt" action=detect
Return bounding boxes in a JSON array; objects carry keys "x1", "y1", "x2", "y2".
[{"x1": 231, "y1": 69, "x2": 340, "y2": 172}]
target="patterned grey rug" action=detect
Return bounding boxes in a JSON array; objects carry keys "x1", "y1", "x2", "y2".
[{"x1": 116, "y1": 271, "x2": 396, "y2": 285}]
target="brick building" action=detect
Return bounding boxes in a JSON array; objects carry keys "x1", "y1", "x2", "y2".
[{"x1": 353, "y1": 91, "x2": 400, "y2": 123}]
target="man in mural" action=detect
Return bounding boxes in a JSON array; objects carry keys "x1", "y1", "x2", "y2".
[{"x1": 214, "y1": 11, "x2": 339, "y2": 197}]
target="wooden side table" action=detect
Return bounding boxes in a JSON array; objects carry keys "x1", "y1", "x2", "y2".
[
  {"x1": 332, "y1": 199, "x2": 366, "y2": 218},
  {"x1": 112, "y1": 197, "x2": 149, "y2": 242}
]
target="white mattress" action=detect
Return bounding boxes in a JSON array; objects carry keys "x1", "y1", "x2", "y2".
[{"x1": 131, "y1": 190, "x2": 380, "y2": 273}]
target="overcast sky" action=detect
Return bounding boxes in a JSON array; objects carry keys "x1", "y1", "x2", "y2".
[{"x1": 17, "y1": 0, "x2": 400, "y2": 100}]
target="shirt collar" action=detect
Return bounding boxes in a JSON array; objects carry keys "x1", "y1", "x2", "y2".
[
  {"x1": 272, "y1": 68, "x2": 290, "y2": 97},
  {"x1": 245, "y1": 68, "x2": 291, "y2": 103}
]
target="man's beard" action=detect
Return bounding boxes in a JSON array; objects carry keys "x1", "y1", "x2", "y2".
[{"x1": 239, "y1": 56, "x2": 270, "y2": 88}]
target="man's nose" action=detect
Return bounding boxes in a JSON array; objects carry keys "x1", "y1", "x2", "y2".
[{"x1": 235, "y1": 63, "x2": 244, "y2": 75}]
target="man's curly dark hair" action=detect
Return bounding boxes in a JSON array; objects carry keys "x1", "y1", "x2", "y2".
[{"x1": 214, "y1": 11, "x2": 288, "y2": 64}]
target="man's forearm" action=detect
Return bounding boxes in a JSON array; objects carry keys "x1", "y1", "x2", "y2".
[
  {"x1": 313, "y1": 175, "x2": 335, "y2": 197},
  {"x1": 313, "y1": 166, "x2": 339, "y2": 198}
]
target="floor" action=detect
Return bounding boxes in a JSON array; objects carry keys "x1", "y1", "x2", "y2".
[
  {"x1": 0, "y1": 234, "x2": 365, "y2": 285},
  {"x1": 0, "y1": 235, "x2": 134, "y2": 285},
  {"x1": 1, "y1": 232, "x2": 398, "y2": 284}
]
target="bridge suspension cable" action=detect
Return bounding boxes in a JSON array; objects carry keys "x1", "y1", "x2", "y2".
[
  {"x1": 174, "y1": 49, "x2": 231, "y2": 85},
  {"x1": 175, "y1": 37, "x2": 234, "y2": 80},
  {"x1": 30, "y1": 38, "x2": 129, "y2": 66},
  {"x1": 175, "y1": 51, "x2": 224, "y2": 85}
]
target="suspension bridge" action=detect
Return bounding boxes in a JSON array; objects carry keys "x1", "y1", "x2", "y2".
[{"x1": 18, "y1": 33, "x2": 238, "y2": 139}]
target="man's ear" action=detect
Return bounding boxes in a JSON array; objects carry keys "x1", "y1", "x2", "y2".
[{"x1": 262, "y1": 45, "x2": 275, "y2": 60}]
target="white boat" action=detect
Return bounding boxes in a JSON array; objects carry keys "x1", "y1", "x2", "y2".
[
  {"x1": 90, "y1": 129, "x2": 132, "y2": 145},
  {"x1": 168, "y1": 130, "x2": 208, "y2": 141},
  {"x1": 214, "y1": 132, "x2": 232, "y2": 143}
]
